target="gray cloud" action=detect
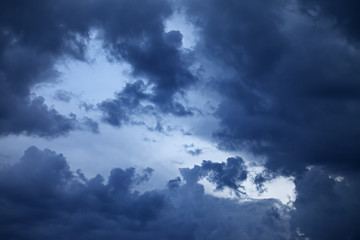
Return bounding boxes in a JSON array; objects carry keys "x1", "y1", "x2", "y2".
[
  {"x1": 0, "y1": 96, "x2": 77, "y2": 137},
  {"x1": 180, "y1": 2, "x2": 360, "y2": 238},
  {"x1": 0, "y1": 0, "x2": 90, "y2": 137},
  {"x1": 184, "y1": 144, "x2": 203, "y2": 156},
  {"x1": 0, "y1": 0, "x2": 195, "y2": 137},
  {"x1": 180, "y1": 156, "x2": 248, "y2": 195},
  {"x1": 54, "y1": 90, "x2": 73, "y2": 103},
  {"x1": 0, "y1": 146, "x2": 290, "y2": 240},
  {"x1": 300, "y1": 0, "x2": 360, "y2": 42},
  {"x1": 2, "y1": 1, "x2": 360, "y2": 239},
  {"x1": 183, "y1": 0, "x2": 360, "y2": 175},
  {"x1": 99, "y1": 80, "x2": 152, "y2": 127},
  {"x1": 291, "y1": 168, "x2": 360, "y2": 239}
]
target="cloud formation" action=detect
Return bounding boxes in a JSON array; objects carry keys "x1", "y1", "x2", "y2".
[
  {"x1": 1, "y1": 1, "x2": 360, "y2": 239},
  {"x1": 291, "y1": 168, "x2": 360, "y2": 239},
  {"x1": 0, "y1": 147, "x2": 290, "y2": 240},
  {"x1": 184, "y1": 144, "x2": 203, "y2": 156},
  {"x1": 180, "y1": 157, "x2": 248, "y2": 195},
  {"x1": 180, "y1": 1, "x2": 360, "y2": 238},
  {"x1": 0, "y1": 0, "x2": 195, "y2": 137},
  {"x1": 300, "y1": 0, "x2": 360, "y2": 42},
  {"x1": 183, "y1": 0, "x2": 360, "y2": 175},
  {"x1": 0, "y1": 0, "x2": 89, "y2": 137},
  {"x1": 95, "y1": 0, "x2": 196, "y2": 119}
]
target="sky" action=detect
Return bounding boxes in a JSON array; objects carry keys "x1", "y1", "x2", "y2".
[{"x1": 0, "y1": 0, "x2": 359, "y2": 239}]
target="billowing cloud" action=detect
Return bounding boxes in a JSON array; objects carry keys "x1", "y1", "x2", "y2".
[
  {"x1": 291, "y1": 168, "x2": 360, "y2": 239},
  {"x1": 94, "y1": 0, "x2": 196, "y2": 118},
  {"x1": 2, "y1": 0, "x2": 360, "y2": 239},
  {"x1": 99, "y1": 80, "x2": 150, "y2": 127},
  {"x1": 180, "y1": 2, "x2": 360, "y2": 238},
  {"x1": 0, "y1": 0, "x2": 195, "y2": 137},
  {"x1": 180, "y1": 156, "x2": 248, "y2": 195},
  {"x1": 0, "y1": 0, "x2": 90, "y2": 137},
  {"x1": 183, "y1": 0, "x2": 360, "y2": 175},
  {"x1": 0, "y1": 147, "x2": 290, "y2": 240},
  {"x1": 0, "y1": 96, "x2": 77, "y2": 137}
]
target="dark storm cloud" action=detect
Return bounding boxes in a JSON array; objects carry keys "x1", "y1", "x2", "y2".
[
  {"x1": 94, "y1": 0, "x2": 196, "y2": 120},
  {"x1": 291, "y1": 168, "x2": 360, "y2": 239},
  {"x1": 300, "y1": 0, "x2": 360, "y2": 42},
  {"x1": 253, "y1": 171, "x2": 277, "y2": 193},
  {"x1": 0, "y1": 96, "x2": 77, "y2": 137},
  {"x1": 0, "y1": 0, "x2": 90, "y2": 137},
  {"x1": 99, "y1": 80, "x2": 150, "y2": 127},
  {"x1": 0, "y1": 146, "x2": 290, "y2": 240},
  {"x1": 0, "y1": 48, "x2": 78, "y2": 137},
  {"x1": 181, "y1": 1, "x2": 360, "y2": 239},
  {"x1": 99, "y1": 79, "x2": 193, "y2": 130},
  {"x1": 0, "y1": 0, "x2": 195, "y2": 137},
  {"x1": 3, "y1": 0, "x2": 360, "y2": 239},
  {"x1": 180, "y1": 156, "x2": 248, "y2": 195},
  {"x1": 183, "y1": 0, "x2": 360, "y2": 174},
  {"x1": 0, "y1": 146, "x2": 165, "y2": 239}
]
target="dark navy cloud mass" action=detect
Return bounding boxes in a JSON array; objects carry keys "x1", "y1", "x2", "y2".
[
  {"x1": 0, "y1": 147, "x2": 290, "y2": 240},
  {"x1": 1, "y1": 0, "x2": 360, "y2": 239},
  {"x1": 183, "y1": 0, "x2": 360, "y2": 174},
  {"x1": 0, "y1": 0, "x2": 194, "y2": 136}
]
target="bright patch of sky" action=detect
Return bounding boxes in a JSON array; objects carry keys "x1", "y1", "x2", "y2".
[{"x1": 0, "y1": 15, "x2": 295, "y2": 205}]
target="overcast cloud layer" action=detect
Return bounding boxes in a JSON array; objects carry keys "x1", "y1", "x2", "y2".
[{"x1": 1, "y1": 0, "x2": 360, "y2": 239}]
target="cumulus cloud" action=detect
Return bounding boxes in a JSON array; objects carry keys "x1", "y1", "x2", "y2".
[
  {"x1": 0, "y1": 146, "x2": 165, "y2": 239},
  {"x1": 291, "y1": 168, "x2": 360, "y2": 239},
  {"x1": 0, "y1": 0, "x2": 195, "y2": 137},
  {"x1": 0, "y1": 147, "x2": 290, "y2": 240},
  {"x1": 95, "y1": 0, "x2": 196, "y2": 119},
  {"x1": 2, "y1": 0, "x2": 360, "y2": 239},
  {"x1": 253, "y1": 171, "x2": 277, "y2": 193},
  {"x1": 0, "y1": 96, "x2": 77, "y2": 137},
  {"x1": 180, "y1": 2, "x2": 360, "y2": 238},
  {"x1": 180, "y1": 156, "x2": 248, "y2": 195},
  {"x1": 183, "y1": 0, "x2": 360, "y2": 175},
  {"x1": 99, "y1": 80, "x2": 150, "y2": 127},
  {"x1": 0, "y1": 0, "x2": 90, "y2": 137}
]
